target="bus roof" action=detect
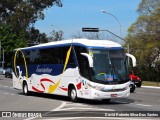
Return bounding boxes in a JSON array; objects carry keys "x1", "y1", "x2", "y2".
[{"x1": 17, "y1": 39, "x2": 122, "y2": 50}]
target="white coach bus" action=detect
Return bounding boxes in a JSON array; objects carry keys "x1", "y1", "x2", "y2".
[{"x1": 13, "y1": 39, "x2": 136, "y2": 102}]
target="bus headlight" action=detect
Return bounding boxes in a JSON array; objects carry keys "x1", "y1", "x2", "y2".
[{"x1": 95, "y1": 86, "x2": 103, "y2": 91}]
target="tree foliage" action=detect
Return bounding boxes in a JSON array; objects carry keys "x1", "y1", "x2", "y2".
[
  {"x1": 48, "y1": 30, "x2": 64, "y2": 42},
  {"x1": 125, "y1": 0, "x2": 160, "y2": 81},
  {"x1": 0, "y1": 0, "x2": 62, "y2": 67},
  {"x1": 72, "y1": 31, "x2": 119, "y2": 42},
  {"x1": 0, "y1": 25, "x2": 27, "y2": 67},
  {"x1": 0, "y1": 0, "x2": 62, "y2": 40},
  {"x1": 0, "y1": 0, "x2": 62, "y2": 30}
]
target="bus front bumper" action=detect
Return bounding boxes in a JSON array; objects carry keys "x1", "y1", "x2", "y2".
[{"x1": 90, "y1": 88, "x2": 130, "y2": 100}]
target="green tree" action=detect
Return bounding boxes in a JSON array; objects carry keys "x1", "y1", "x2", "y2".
[
  {"x1": 0, "y1": 0, "x2": 62, "y2": 42},
  {"x1": 26, "y1": 27, "x2": 48, "y2": 44},
  {"x1": 125, "y1": 0, "x2": 160, "y2": 81},
  {"x1": 71, "y1": 31, "x2": 115, "y2": 41},
  {"x1": 0, "y1": 0, "x2": 62, "y2": 67},
  {"x1": 0, "y1": 25, "x2": 27, "y2": 67},
  {"x1": 48, "y1": 30, "x2": 64, "y2": 41}
]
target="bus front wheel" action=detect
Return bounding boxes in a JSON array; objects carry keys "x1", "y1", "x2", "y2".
[
  {"x1": 22, "y1": 82, "x2": 29, "y2": 95},
  {"x1": 69, "y1": 86, "x2": 77, "y2": 102}
]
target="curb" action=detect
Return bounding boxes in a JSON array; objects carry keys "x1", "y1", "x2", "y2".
[{"x1": 141, "y1": 86, "x2": 160, "y2": 89}]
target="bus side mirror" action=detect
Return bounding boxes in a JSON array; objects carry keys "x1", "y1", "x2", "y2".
[
  {"x1": 126, "y1": 53, "x2": 136, "y2": 67},
  {"x1": 80, "y1": 53, "x2": 93, "y2": 67}
]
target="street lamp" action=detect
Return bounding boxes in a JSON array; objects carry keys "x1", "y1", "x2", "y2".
[
  {"x1": 101, "y1": 10, "x2": 130, "y2": 64},
  {"x1": 51, "y1": 25, "x2": 60, "y2": 29},
  {"x1": 101, "y1": 10, "x2": 122, "y2": 38}
]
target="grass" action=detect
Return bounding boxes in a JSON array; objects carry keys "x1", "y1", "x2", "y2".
[{"x1": 142, "y1": 81, "x2": 160, "y2": 87}]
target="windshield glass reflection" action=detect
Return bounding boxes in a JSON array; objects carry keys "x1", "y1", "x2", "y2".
[{"x1": 90, "y1": 49, "x2": 129, "y2": 84}]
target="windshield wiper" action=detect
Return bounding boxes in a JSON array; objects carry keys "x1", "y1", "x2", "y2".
[{"x1": 110, "y1": 64, "x2": 124, "y2": 82}]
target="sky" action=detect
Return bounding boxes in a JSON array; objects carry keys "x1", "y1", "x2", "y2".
[{"x1": 34, "y1": 0, "x2": 141, "y2": 43}]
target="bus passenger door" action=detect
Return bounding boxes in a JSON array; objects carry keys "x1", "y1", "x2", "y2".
[
  {"x1": 74, "y1": 46, "x2": 91, "y2": 99},
  {"x1": 78, "y1": 59, "x2": 91, "y2": 99},
  {"x1": 81, "y1": 77, "x2": 91, "y2": 99}
]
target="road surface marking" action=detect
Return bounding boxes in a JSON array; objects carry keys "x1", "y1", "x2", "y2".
[
  {"x1": 0, "y1": 84, "x2": 13, "y2": 89},
  {"x1": 136, "y1": 104, "x2": 152, "y2": 107},
  {"x1": 59, "y1": 102, "x2": 115, "y2": 111},
  {"x1": 60, "y1": 107, "x2": 114, "y2": 111},
  {"x1": 142, "y1": 86, "x2": 160, "y2": 89},
  {"x1": 0, "y1": 92, "x2": 23, "y2": 96},
  {"x1": 65, "y1": 103, "x2": 89, "y2": 107},
  {"x1": 25, "y1": 101, "x2": 66, "y2": 120},
  {"x1": 52, "y1": 101, "x2": 66, "y2": 111}
]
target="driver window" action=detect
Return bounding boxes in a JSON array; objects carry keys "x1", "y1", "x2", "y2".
[{"x1": 74, "y1": 46, "x2": 89, "y2": 79}]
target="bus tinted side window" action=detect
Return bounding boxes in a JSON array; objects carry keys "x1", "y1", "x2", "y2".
[
  {"x1": 29, "y1": 49, "x2": 40, "y2": 64},
  {"x1": 29, "y1": 46, "x2": 75, "y2": 66},
  {"x1": 74, "y1": 46, "x2": 89, "y2": 79},
  {"x1": 23, "y1": 50, "x2": 30, "y2": 64},
  {"x1": 60, "y1": 46, "x2": 75, "y2": 66},
  {"x1": 41, "y1": 48, "x2": 59, "y2": 64}
]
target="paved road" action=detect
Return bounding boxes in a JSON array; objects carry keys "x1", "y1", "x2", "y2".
[{"x1": 0, "y1": 75, "x2": 159, "y2": 120}]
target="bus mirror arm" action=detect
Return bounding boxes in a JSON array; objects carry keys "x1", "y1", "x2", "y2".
[
  {"x1": 80, "y1": 53, "x2": 93, "y2": 67},
  {"x1": 126, "y1": 53, "x2": 136, "y2": 67}
]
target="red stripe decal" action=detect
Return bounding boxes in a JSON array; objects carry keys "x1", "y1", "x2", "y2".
[
  {"x1": 76, "y1": 82, "x2": 81, "y2": 90},
  {"x1": 59, "y1": 87, "x2": 68, "y2": 91},
  {"x1": 41, "y1": 83, "x2": 45, "y2": 90},
  {"x1": 32, "y1": 78, "x2": 54, "y2": 93},
  {"x1": 32, "y1": 86, "x2": 44, "y2": 93},
  {"x1": 40, "y1": 78, "x2": 54, "y2": 83}
]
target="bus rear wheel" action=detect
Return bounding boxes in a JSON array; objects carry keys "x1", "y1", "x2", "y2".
[
  {"x1": 22, "y1": 82, "x2": 29, "y2": 95},
  {"x1": 69, "y1": 86, "x2": 77, "y2": 102}
]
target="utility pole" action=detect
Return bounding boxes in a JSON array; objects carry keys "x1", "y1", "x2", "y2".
[
  {"x1": 2, "y1": 48, "x2": 4, "y2": 68},
  {"x1": 0, "y1": 42, "x2": 1, "y2": 68},
  {"x1": 0, "y1": 42, "x2": 5, "y2": 68}
]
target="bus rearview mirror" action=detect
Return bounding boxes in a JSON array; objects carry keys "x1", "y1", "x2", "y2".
[
  {"x1": 80, "y1": 53, "x2": 93, "y2": 67},
  {"x1": 126, "y1": 53, "x2": 136, "y2": 67}
]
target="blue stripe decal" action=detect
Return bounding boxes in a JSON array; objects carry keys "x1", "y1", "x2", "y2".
[{"x1": 18, "y1": 64, "x2": 76, "y2": 78}]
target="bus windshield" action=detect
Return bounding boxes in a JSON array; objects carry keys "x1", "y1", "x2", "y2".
[{"x1": 89, "y1": 49, "x2": 129, "y2": 84}]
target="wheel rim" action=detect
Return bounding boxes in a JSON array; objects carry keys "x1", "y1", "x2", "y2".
[
  {"x1": 71, "y1": 89, "x2": 76, "y2": 100},
  {"x1": 24, "y1": 84, "x2": 28, "y2": 94}
]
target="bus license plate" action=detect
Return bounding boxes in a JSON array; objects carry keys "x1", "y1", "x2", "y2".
[{"x1": 111, "y1": 94, "x2": 117, "y2": 97}]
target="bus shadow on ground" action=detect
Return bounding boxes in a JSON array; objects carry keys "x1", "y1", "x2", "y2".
[
  {"x1": 78, "y1": 98, "x2": 135, "y2": 105},
  {"x1": 18, "y1": 91, "x2": 71, "y2": 102},
  {"x1": 18, "y1": 92, "x2": 135, "y2": 105}
]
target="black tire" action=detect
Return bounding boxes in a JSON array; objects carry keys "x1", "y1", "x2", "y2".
[
  {"x1": 130, "y1": 90, "x2": 135, "y2": 93},
  {"x1": 22, "y1": 82, "x2": 29, "y2": 95},
  {"x1": 102, "y1": 99, "x2": 111, "y2": 103},
  {"x1": 68, "y1": 86, "x2": 77, "y2": 102},
  {"x1": 136, "y1": 83, "x2": 141, "y2": 87}
]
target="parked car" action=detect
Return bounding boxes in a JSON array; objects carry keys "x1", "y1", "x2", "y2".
[
  {"x1": 129, "y1": 81, "x2": 135, "y2": 93},
  {"x1": 5, "y1": 68, "x2": 12, "y2": 78},
  {"x1": 129, "y1": 71, "x2": 142, "y2": 87},
  {"x1": 0, "y1": 67, "x2": 6, "y2": 75}
]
